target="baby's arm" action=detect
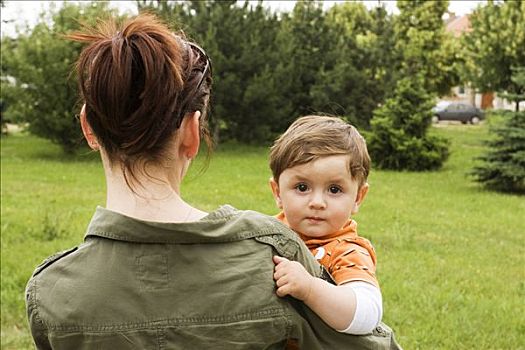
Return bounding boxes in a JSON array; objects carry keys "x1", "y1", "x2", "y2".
[{"x1": 273, "y1": 256, "x2": 382, "y2": 334}]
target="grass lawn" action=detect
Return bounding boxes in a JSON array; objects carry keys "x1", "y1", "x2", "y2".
[{"x1": 1, "y1": 123, "x2": 524, "y2": 349}]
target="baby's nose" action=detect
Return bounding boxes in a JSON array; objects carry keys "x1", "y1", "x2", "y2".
[{"x1": 308, "y1": 192, "x2": 326, "y2": 210}]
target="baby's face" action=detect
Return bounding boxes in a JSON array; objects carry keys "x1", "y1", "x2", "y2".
[{"x1": 271, "y1": 155, "x2": 364, "y2": 238}]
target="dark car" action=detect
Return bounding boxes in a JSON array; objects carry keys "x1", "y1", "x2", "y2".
[{"x1": 432, "y1": 102, "x2": 484, "y2": 124}]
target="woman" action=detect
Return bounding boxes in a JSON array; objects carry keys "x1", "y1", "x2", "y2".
[{"x1": 26, "y1": 14, "x2": 400, "y2": 349}]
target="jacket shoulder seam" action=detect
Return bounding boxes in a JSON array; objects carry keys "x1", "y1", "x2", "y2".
[{"x1": 32, "y1": 247, "x2": 78, "y2": 278}]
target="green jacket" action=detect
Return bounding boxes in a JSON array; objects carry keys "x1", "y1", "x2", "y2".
[{"x1": 26, "y1": 205, "x2": 401, "y2": 349}]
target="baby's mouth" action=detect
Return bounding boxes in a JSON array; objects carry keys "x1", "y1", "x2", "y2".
[{"x1": 306, "y1": 216, "x2": 325, "y2": 223}]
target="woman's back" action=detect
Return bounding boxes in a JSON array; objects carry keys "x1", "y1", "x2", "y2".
[{"x1": 28, "y1": 206, "x2": 311, "y2": 349}]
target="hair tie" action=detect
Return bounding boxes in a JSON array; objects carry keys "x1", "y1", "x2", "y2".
[{"x1": 112, "y1": 31, "x2": 123, "y2": 45}]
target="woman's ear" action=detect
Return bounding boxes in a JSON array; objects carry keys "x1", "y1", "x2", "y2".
[
  {"x1": 80, "y1": 104, "x2": 99, "y2": 150},
  {"x1": 179, "y1": 111, "x2": 201, "y2": 160},
  {"x1": 269, "y1": 177, "x2": 283, "y2": 209},
  {"x1": 351, "y1": 183, "x2": 369, "y2": 215}
]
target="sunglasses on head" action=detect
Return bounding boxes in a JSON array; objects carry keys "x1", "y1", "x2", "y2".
[
  {"x1": 187, "y1": 41, "x2": 212, "y2": 92},
  {"x1": 174, "y1": 40, "x2": 212, "y2": 129}
]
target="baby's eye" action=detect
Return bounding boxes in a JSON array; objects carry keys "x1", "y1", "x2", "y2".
[
  {"x1": 295, "y1": 183, "x2": 308, "y2": 192},
  {"x1": 329, "y1": 185, "x2": 342, "y2": 194}
]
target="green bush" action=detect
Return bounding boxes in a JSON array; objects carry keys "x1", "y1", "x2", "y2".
[
  {"x1": 472, "y1": 110, "x2": 525, "y2": 194},
  {"x1": 367, "y1": 76, "x2": 449, "y2": 171},
  {"x1": 0, "y1": 3, "x2": 118, "y2": 153}
]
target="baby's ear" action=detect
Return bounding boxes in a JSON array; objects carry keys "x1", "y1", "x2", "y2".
[
  {"x1": 269, "y1": 178, "x2": 283, "y2": 209},
  {"x1": 352, "y1": 183, "x2": 369, "y2": 215}
]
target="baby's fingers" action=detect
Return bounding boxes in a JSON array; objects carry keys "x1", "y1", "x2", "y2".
[
  {"x1": 273, "y1": 255, "x2": 289, "y2": 265},
  {"x1": 276, "y1": 284, "x2": 290, "y2": 297},
  {"x1": 274, "y1": 264, "x2": 291, "y2": 282},
  {"x1": 274, "y1": 273, "x2": 288, "y2": 288}
]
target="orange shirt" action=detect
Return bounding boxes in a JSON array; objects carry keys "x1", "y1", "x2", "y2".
[{"x1": 276, "y1": 212, "x2": 379, "y2": 288}]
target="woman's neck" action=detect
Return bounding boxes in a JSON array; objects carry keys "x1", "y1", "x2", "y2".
[{"x1": 103, "y1": 163, "x2": 207, "y2": 223}]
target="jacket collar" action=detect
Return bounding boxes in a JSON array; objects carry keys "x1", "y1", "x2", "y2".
[{"x1": 85, "y1": 205, "x2": 286, "y2": 244}]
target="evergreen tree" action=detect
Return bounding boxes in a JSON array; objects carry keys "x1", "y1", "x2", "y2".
[
  {"x1": 366, "y1": 1, "x2": 451, "y2": 170},
  {"x1": 272, "y1": 1, "x2": 329, "y2": 133},
  {"x1": 139, "y1": 0, "x2": 282, "y2": 143},
  {"x1": 472, "y1": 67, "x2": 525, "y2": 194},
  {"x1": 225, "y1": 2, "x2": 283, "y2": 143},
  {"x1": 367, "y1": 75, "x2": 449, "y2": 170},
  {"x1": 310, "y1": 2, "x2": 396, "y2": 129}
]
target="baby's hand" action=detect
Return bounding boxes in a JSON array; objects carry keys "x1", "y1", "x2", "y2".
[{"x1": 273, "y1": 256, "x2": 314, "y2": 301}]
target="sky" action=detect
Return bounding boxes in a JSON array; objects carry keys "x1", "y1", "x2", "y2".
[{"x1": 1, "y1": 0, "x2": 486, "y2": 38}]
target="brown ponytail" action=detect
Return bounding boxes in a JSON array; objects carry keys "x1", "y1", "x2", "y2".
[{"x1": 69, "y1": 13, "x2": 212, "y2": 185}]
